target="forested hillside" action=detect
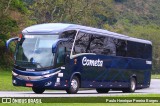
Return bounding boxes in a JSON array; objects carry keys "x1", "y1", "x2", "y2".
[{"x1": 0, "y1": 0, "x2": 160, "y2": 73}]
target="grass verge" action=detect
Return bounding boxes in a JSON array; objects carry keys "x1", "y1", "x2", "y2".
[
  {"x1": 0, "y1": 69, "x2": 31, "y2": 91},
  {"x1": 1, "y1": 103, "x2": 160, "y2": 106},
  {"x1": 151, "y1": 74, "x2": 160, "y2": 79}
]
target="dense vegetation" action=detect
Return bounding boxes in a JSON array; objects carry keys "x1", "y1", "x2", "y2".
[{"x1": 0, "y1": 0, "x2": 160, "y2": 73}]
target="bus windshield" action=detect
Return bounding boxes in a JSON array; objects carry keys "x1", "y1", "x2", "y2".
[{"x1": 15, "y1": 35, "x2": 59, "y2": 69}]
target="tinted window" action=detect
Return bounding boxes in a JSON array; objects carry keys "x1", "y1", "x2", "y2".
[
  {"x1": 87, "y1": 35, "x2": 105, "y2": 54},
  {"x1": 97, "y1": 36, "x2": 116, "y2": 56},
  {"x1": 74, "y1": 32, "x2": 151, "y2": 59},
  {"x1": 116, "y1": 39, "x2": 127, "y2": 57},
  {"x1": 142, "y1": 44, "x2": 152, "y2": 60},
  {"x1": 73, "y1": 32, "x2": 89, "y2": 54},
  {"x1": 74, "y1": 32, "x2": 116, "y2": 56},
  {"x1": 127, "y1": 41, "x2": 145, "y2": 58},
  {"x1": 60, "y1": 30, "x2": 76, "y2": 53},
  {"x1": 103, "y1": 37, "x2": 117, "y2": 56}
]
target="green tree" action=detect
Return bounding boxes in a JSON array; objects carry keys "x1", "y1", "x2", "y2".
[
  {"x1": 0, "y1": 0, "x2": 34, "y2": 69},
  {"x1": 30, "y1": 0, "x2": 117, "y2": 27}
]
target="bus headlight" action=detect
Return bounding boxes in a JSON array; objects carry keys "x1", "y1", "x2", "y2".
[
  {"x1": 43, "y1": 70, "x2": 61, "y2": 78},
  {"x1": 12, "y1": 71, "x2": 18, "y2": 77}
]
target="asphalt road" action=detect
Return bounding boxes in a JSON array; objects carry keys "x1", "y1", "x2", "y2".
[{"x1": 0, "y1": 79, "x2": 160, "y2": 97}]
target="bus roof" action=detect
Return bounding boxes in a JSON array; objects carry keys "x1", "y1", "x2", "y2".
[{"x1": 22, "y1": 23, "x2": 152, "y2": 44}]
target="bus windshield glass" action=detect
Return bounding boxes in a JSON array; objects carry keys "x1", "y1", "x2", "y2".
[{"x1": 15, "y1": 35, "x2": 59, "y2": 69}]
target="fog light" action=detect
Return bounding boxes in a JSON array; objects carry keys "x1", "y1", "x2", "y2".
[
  {"x1": 45, "y1": 81, "x2": 52, "y2": 86},
  {"x1": 13, "y1": 80, "x2": 16, "y2": 84}
]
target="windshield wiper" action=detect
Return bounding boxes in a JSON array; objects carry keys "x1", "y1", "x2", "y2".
[
  {"x1": 32, "y1": 62, "x2": 43, "y2": 68},
  {"x1": 16, "y1": 60, "x2": 43, "y2": 68}
]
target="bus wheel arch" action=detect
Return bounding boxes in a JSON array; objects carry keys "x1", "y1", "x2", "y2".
[
  {"x1": 32, "y1": 87, "x2": 45, "y2": 94},
  {"x1": 131, "y1": 75, "x2": 137, "y2": 90},
  {"x1": 70, "y1": 73, "x2": 81, "y2": 87},
  {"x1": 123, "y1": 76, "x2": 137, "y2": 93},
  {"x1": 66, "y1": 73, "x2": 81, "y2": 94}
]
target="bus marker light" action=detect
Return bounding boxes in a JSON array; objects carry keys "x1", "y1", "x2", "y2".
[
  {"x1": 58, "y1": 73, "x2": 63, "y2": 77},
  {"x1": 19, "y1": 34, "x2": 23, "y2": 38},
  {"x1": 146, "y1": 61, "x2": 152, "y2": 65},
  {"x1": 55, "y1": 82, "x2": 60, "y2": 86},
  {"x1": 56, "y1": 78, "x2": 60, "y2": 82},
  {"x1": 74, "y1": 59, "x2": 77, "y2": 64},
  {"x1": 61, "y1": 67, "x2": 65, "y2": 69}
]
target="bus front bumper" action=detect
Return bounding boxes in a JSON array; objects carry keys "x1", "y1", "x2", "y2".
[{"x1": 12, "y1": 71, "x2": 69, "y2": 89}]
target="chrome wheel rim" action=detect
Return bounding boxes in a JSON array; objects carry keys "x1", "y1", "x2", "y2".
[
  {"x1": 71, "y1": 79, "x2": 78, "y2": 90},
  {"x1": 131, "y1": 79, "x2": 136, "y2": 91}
]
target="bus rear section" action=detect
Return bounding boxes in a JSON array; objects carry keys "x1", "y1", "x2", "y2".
[{"x1": 70, "y1": 31, "x2": 152, "y2": 93}]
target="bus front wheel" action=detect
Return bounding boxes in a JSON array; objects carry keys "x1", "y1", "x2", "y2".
[
  {"x1": 32, "y1": 87, "x2": 45, "y2": 94},
  {"x1": 96, "y1": 88, "x2": 110, "y2": 93},
  {"x1": 66, "y1": 76, "x2": 80, "y2": 94},
  {"x1": 122, "y1": 77, "x2": 136, "y2": 93}
]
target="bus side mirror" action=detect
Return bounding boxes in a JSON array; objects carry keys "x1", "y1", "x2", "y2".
[{"x1": 6, "y1": 37, "x2": 18, "y2": 51}]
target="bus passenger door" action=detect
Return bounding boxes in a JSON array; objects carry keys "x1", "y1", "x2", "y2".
[{"x1": 55, "y1": 42, "x2": 66, "y2": 68}]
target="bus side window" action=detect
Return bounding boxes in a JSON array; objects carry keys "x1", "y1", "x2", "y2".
[
  {"x1": 116, "y1": 39, "x2": 127, "y2": 57},
  {"x1": 89, "y1": 35, "x2": 104, "y2": 54},
  {"x1": 74, "y1": 32, "x2": 89, "y2": 54},
  {"x1": 103, "y1": 37, "x2": 116, "y2": 56},
  {"x1": 143, "y1": 44, "x2": 152, "y2": 60},
  {"x1": 61, "y1": 30, "x2": 77, "y2": 54}
]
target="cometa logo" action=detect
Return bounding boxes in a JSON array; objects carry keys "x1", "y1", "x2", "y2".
[{"x1": 82, "y1": 57, "x2": 103, "y2": 67}]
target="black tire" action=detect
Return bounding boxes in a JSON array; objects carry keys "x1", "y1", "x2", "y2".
[
  {"x1": 96, "y1": 88, "x2": 110, "y2": 93},
  {"x1": 32, "y1": 87, "x2": 45, "y2": 94},
  {"x1": 122, "y1": 77, "x2": 136, "y2": 93},
  {"x1": 66, "y1": 76, "x2": 80, "y2": 94}
]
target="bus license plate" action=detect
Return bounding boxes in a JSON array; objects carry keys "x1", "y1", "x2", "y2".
[{"x1": 26, "y1": 83, "x2": 33, "y2": 87}]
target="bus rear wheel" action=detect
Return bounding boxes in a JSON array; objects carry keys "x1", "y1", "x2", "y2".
[
  {"x1": 66, "y1": 76, "x2": 80, "y2": 94},
  {"x1": 96, "y1": 88, "x2": 109, "y2": 93},
  {"x1": 32, "y1": 87, "x2": 45, "y2": 94},
  {"x1": 122, "y1": 77, "x2": 136, "y2": 93}
]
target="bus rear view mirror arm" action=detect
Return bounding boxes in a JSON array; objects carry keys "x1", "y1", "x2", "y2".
[{"x1": 6, "y1": 37, "x2": 18, "y2": 50}]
